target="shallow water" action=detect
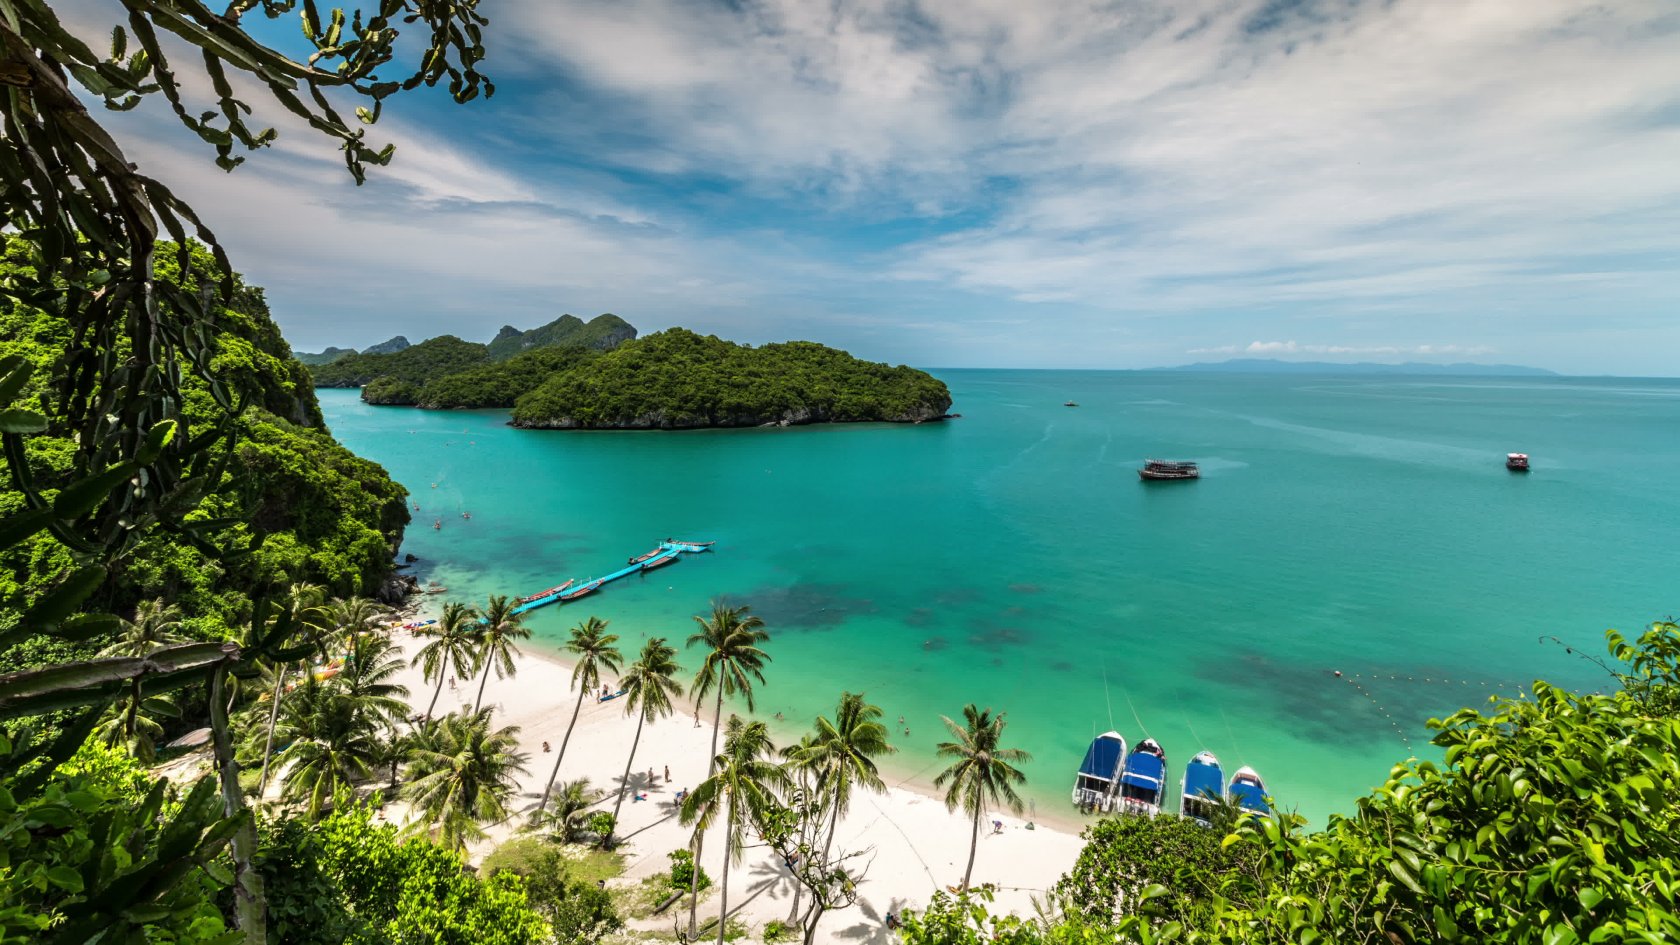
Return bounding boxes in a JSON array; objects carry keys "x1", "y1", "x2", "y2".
[{"x1": 319, "y1": 371, "x2": 1680, "y2": 826}]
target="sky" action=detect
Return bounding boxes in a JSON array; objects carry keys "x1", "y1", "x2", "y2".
[{"x1": 74, "y1": 0, "x2": 1680, "y2": 373}]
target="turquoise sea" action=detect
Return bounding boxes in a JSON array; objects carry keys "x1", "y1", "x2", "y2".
[{"x1": 318, "y1": 371, "x2": 1680, "y2": 827}]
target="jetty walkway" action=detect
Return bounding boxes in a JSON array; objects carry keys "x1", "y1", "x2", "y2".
[{"x1": 509, "y1": 540, "x2": 713, "y2": 616}]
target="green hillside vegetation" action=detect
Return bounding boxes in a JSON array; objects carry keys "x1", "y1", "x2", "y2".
[
  {"x1": 484, "y1": 313, "x2": 635, "y2": 361},
  {"x1": 309, "y1": 334, "x2": 489, "y2": 388},
  {"x1": 0, "y1": 238, "x2": 409, "y2": 643},
  {"x1": 509, "y1": 328, "x2": 954, "y2": 428},
  {"x1": 419, "y1": 345, "x2": 601, "y2": 408}
]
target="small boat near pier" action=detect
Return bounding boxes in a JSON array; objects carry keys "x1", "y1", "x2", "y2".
[
  {"x1": 517, "y1": 579, "x2": 574, "y2": 605},
  {"x1": 1071, "y1": 731, "x2": 1127, "y2": 812}
]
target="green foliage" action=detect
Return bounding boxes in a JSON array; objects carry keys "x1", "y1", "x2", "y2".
[
  {"x1": 419, "y1": 345, "x2": 602, "y2": 409},
  {"x1": 259, "y1": 804, "x2": 551, "y2": 945},
  {"x1": 294, "y1": 348, "x2": 358, "y2": 367},
  {"x1": 1054, "y1": 815, "x2": 1254, "y2": 929},
  {"x1": 361, "y1": 377, "x2": 421, "y2": 406},
  {"x1": 309, "y1": 336, "x2": 490, "y2": 389},
  {"x1": 762, "y1": 919, "x2": 790, "y2": 943},
  {"x1": 399, "y1": 710, "x2": 529, "y2": 851},
  {"x1": 0, "y1": 735, "x2": 237, "y2": 945},
  {"x1": 510, "y1": 328, "x2": 953, "y2": 428},
  {"x1": 481, "y1": 837, "x2": 623, "y2": 943},
  {"x1": 666, "y1": 848, "x2": 712, "y2": 892}
]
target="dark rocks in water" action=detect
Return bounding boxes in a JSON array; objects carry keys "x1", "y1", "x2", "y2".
[
  {"x1": 404, "y1": 553, "x2": 417, "y2": 563},
  {"x1": 377, "y1": 573, "x2": 419, "y2": 605}
]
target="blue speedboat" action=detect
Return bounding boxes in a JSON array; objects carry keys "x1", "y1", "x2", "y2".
[
  {"x1": 1181, "y1": 750, "x2": 1225, "y2": 825},
  {"x1": 1116, "y1": 738, "x2": 1168, "y2": 816},
  {"x1": 1071, "y1": 731, "x2": 1127, "y2": 812},
  {"x1": 1228, "y1": 766, "x2": 1270, "y2": 819}
]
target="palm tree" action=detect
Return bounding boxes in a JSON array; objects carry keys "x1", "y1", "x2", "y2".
[
  {"x1": 267, "y1": 675, "x2": 383, "y2": 818},
  {"x1": 606, "y1": 636, "x2": 684, "y2": 847},
  {"x1": 680, "y1": 715, "x2": 789, "y2": 945},
  {"x1": 401, "y1": 709, "x2": 529, "y2": 851},
  {"x1": 97, "y1": 599, "x2": 185, "y2": 657},
  {"x1": 414, "y1": 601, "x2": 480, "y2": 721},
  {"x1": 338, "y1": 632, "x2": 411, "y2": 729},
  {"x1": 257, "y1": 581, "x2": 327, "y2": 795},
  {"x1": 536, "y1": 616, "x2": 622, "y2": 820},
  {"x1": 933, "y1": 704, "x2": 1031, "y2": 891},
  {"x1": 471, "y1": 594, "x2": 529, "y2": 714},
  {"x1": 800, "y1": 691, "x2": 894, "y2": 936},
  {"x1": 326, "y1": 595, "x2": 386, "y2": 647},
  {"x1": 686, "y1": 601, "x2": 770, "y2": 936},
  {"x1": 534, "y1": 777, "x2": 601, "y2": 843}
]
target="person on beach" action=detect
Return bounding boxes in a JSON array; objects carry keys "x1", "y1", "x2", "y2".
[
  {"x1": 542, "y1": 741, "x2": 551, "y2": 753},
  {"x1": 663, "y1": 765, "x2": 670, "y2": 783}
]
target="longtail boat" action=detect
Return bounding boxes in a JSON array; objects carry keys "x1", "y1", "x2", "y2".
[
  {"x1": 518, "y1": 579, "x2": 574, "y2": 604},
  {"x1": 627, "y1": 548, "x2": 664, "y2": 565},
  {"x1": 1139, "y1": 459, "x2": 1199, "y2": 481},
  {"x1": 666, "y1": 539, "x2": 716, "y2": 547},
  {"x1": 560, "y1": 579, "x2": 603, "y2": 601},
  {"x1": 642, "y1": 553, "x2": 679, "y2": 572}
]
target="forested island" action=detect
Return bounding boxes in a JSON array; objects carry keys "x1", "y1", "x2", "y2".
[
  {"x1": 306, "y1": 318, "x2": 954, "y2": 428},
  {"x1": 509, "y1": 329, "x2": 953, "y2": 428}
]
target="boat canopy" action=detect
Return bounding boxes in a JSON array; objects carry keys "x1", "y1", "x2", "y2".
[
  {"x1": 1183, "y1": 753, "x2": 1223, "y2": 803},
  {"x1": 1230, "y1": 777, "x2": 1269, "y2": 816},
  {"x1": 1120, "y1": 751, "x2": 1166, "y2": 792},
  {"x1": 1078, "y1": 733, "x2": 1126, "y2": 783}
]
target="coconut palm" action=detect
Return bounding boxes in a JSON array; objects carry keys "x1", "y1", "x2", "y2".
[
  {"x1": 933, "y1": 704, "x2": 1032, "y2": 891},
  {"x1": 414, "y1": 601, "x2": 480, "y2": 721},
  {"x1": 97, "y1": 598, "x2": 185, "y2": 657},
  {"x1": 806, "y1": 693, "x2": 894, "y2": 892},
  {"x1": 606, "y1": 636, "x2": 684, "y2": 847},
  {"x1": 680, "y1": 715, "x2": 789, "y2": 945},
  {"x1": 326, "y1": 595, "x2": 386, "y2": 647},
  {"x1": 338, "y1": 632, "x2": 411, "y2": 728},
  {"x1": 534, "y1": 777, "x2": 601, "y2": 843},
  {"x1": 685, "y1": 601, "x2": 770, "y2": 935},
  {"x1": 94, "y1": 689, "x2": 179, "y2": 762},
  {"x1": 256, "y1": 581, "x2": 328, "y2": 795},
  {"x1": 268, "y1": 674, "x2": 383, "y2": 818},
  {"x1": 536, "y1": 616, "x2": 622, "y2": 820},
  {"x1": 471, "y1": 594, "x2": 529, "y2": 714},
  {"x1": 401, "y1": 709, "x2": 529, "y2": 851}
]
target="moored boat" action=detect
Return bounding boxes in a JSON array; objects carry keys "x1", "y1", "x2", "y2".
[
  {"x1": 641, "y1": 553, "x2": 679, "y2": 571},
  {"x1": 518, "y1": 579, "x2": 574, "y2": 604},
  {"x1": 1071, "y1": 731, "x2": 1127, "y2": 812},
  {"x1": 1064, "y1": 400, "x2": 1079, "y2": 407},
  {"x1": 1116, "y1": 738, "x2": 1168, "y2": 816},
  {"x1": 1228, "y1": 766, "x2": 1270, "y2": 819},
  {"x1": 627, "y1": 548, "x2": 664, "y2": 565},
  {"x1": 1506, "y1": 452, "x2": 1530, "y2": 472},
  {"x1": 1139, "y1": 459, "x2": 1199, "y2": 481},
  {"x1": 560, "y1": 579, "x2": 603, "y2": 601},
  {"x1": 665, "y1": 539, "x2": 716, "y2": 548},
  {"x1": 1180, "y1": 750, "x2": 1225, "y2": 825}
]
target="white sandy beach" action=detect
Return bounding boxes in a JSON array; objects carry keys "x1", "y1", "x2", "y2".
[{"x1": 383, "y1": 608, "x2": 1086, "y2": 943}]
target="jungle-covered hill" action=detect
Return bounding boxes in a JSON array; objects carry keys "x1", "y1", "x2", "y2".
[
  {"x1": 307, "y1": 313, "x2": 634, "y2": 392},
  {"x1": 0, "y1": 237, "x2": 409, "y2": 646},
  {"x1": 508, "y1": 328, "x2": 953, "y2": 428}
]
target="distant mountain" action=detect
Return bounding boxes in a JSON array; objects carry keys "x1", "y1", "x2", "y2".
[
  {"x1": 362, "y1": 336, "x2": 411, "y2": 356},
  {"x1": 302, "y1": 315, "x2": 640, "y2": 407},
  {"x1": 485, "y1": 314, "x2": 637, "y2": 361},
  {"x1": 1155, "y1": 358, "x2": 1558, "y2": 377},
  {"x1": 294, "y1": 346, "x2": 356, "y2": 366}
]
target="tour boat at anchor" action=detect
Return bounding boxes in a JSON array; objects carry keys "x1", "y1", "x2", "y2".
[
  {"x1": 1116, "y1": 738, "x2": 1169, "y2": 816},
  {"x1": 1139, "y1": 459, "x2": 1199, "y2": 481},
  {"x1": 1506, "y1": 452, "x2": 1530, "y2": 472},
  {"x1": 1071, "y1": 731, "x2": 1127, "y2": 812},
  {"x1": 1228, "y1": 766, "x2": 1271, "y2": 820},
  {"x1": 1181, "y1": 751, "x2": 1225, "y2": 825}
]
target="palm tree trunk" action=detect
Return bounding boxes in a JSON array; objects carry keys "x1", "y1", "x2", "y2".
[
  {"x1": 606, "y1": 714, "x2": 646, "y2": 848},
  {"x1": 257, "y1": 663, "x2": 290, "y2": 796},
  {"x1": 689, "y1": 687, "x2": 727, "y2": 937},
  {"x1": 472, "y1": 647, "x2": 494, "y2": 714},
  {"x1": 537, "y1": 688, "x2": 586, "y2": 819},
  {"x1": 425, "y1": 662, "x2": 446, "y2": 721},
  {"x1": 209, "y1": 664, "x2": 266, "y2": 945},
  {"x1": 796, "y1": 782, "x2": 844, "y2": 931},
  {"x1": 785, "y1": 769, "x2": 809, "y2": 924},
  {"x1": 717, "y1": 793, "x2": 735, "y2": 945},
  {"x1": 961, "y1": 804, "x2": 982, "y2": 890}
]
